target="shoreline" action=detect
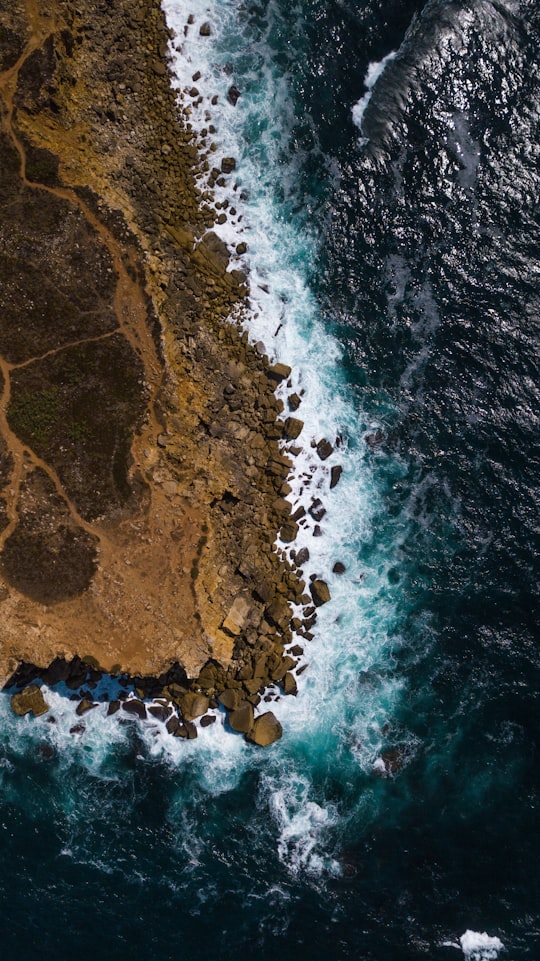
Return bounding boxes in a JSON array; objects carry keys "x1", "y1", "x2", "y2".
[{"x1": 0, "y1": 0, "x2": 332, "y2": 743}]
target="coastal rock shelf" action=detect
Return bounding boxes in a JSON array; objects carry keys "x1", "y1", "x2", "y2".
[{"x1": 0, "y1": 0, "x2": 331, "y2": 737}]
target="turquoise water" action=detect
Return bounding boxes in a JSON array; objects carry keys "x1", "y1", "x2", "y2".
[{"x1": 1, "y1": 1, "x2": 539, "y2": 957}]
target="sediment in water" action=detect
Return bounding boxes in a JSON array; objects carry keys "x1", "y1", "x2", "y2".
[{"x1": 0, "y1": 0, "x2": 327, "y2": 735}]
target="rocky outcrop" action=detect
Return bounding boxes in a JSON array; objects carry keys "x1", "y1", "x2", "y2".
[
  {"x1": 11, "y1": 685, "x2": 49, "y2": 717},
  {"x1": 0, "y1": 0, "x2": 329, "y2": 738}
]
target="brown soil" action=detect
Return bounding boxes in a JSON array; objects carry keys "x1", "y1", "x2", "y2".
[{"x1": 0, "y1": 0, "x2": 310, "y2": 697}]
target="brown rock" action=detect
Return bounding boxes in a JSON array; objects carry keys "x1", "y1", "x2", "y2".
[
  {"x1": 310, "y1": 579, "x2": 331, "y2": 606},
  {"x1": 76, "y1": 698, "x2": 97, "y2": 716},
  {"x1": 284, "y1": 417, "x2": 304, "y2": 440},
  {"x1": 199, "y1": 22, "x2": 212, "y2": 36},
  {"x1": 267, "y1": 363, "x2": 292, "y2": 383},
  {"x1": 280, "y1": 672, "x2": 298, "y2": 695},
  {"x1": 218, "y1": 688, "x2": 242, "y2": 711},
  {"x1": 316, "y1": 439, "x2": 334, "y2": 461},
  {"x1": 228, "y1": 702, "x2": 254, "y2": 734},
  {"x1": 246, "y1": 711, "x2": 283, "y2": 746},
  {"x1": 178, "y1": 692, "x2": 209, "y2": 720},
  {"x1": 11, "y1": 685, "x2": 49, "y2": 718},
  {"x1": 222, "y1": 594, "x2": 253, "y2": 636}
]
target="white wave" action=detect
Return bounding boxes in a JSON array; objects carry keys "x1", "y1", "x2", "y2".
[
  {"x1": 264, "y1": 772, "x2": 341, "y2": 877},
  {"x1": 352, "y1": 50, "x2": 398, "y2": 136},
  {"x1": 459, "y1": 931, "x2": 505, "y2": 960}
]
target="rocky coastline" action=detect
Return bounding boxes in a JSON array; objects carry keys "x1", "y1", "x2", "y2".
[{"x1": 0, "y1": 0, "x2": 334, "y2": 745}]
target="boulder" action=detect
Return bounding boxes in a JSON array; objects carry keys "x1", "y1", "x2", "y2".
[
  {"x1": 295, "y1": 547, "x2": 310, "y2": 567},
  {"x1": 122, "y1": 699, "x2": 147, "y2": 720},
  {"x1": 76, "y1": 699, "x2": 97, "y2": 716},
  {"x1": 228, "y1": 702, "x2": 254, "y2": 734},
  {"x1": 221, "y1": 157, "x2": 236, "y2": 174},
  {"x1": 308, "y1": 498, "x2": 326, "y2": 522},
  {"x1": 332, "y1": 561, "x2": 346, "y2": 575},
  {"x1": 69, "y1": 723, "x2": 85, "y2": 735},
  {"x1": 280, "y1": 672, "x2": 298, "y2": 696},
  {"x1": 178, "y1": 692, "x2": 209, "y2": 721},
  {"x1": 267, "y1": 363, "x2": 291, "y2": 383},
  {"x1": 310, "y1": 579, "x2": 331, "y2": 607},
  {"x1": 265, "y1": 597, "x2": 291, "y2": 632},
  {"x1": 227, "y1": 84, "x2": 241, "y2": 105},
  {"x1": 218, "y1": 688, "x2": 242, "y2": 711},
  {"x1": 246, "y1": 712, "x2": 283, "y2": 747},
  {"x1": 148, "y1": 704, "x2": 172, "y2": 722},
  {"x1": 280, "y1": 520, "x2": 299, "y2": 543},
  {"x1": 11, "y1": 685, "x2": 49, "y2": 717},
  {"x1": 222, "y1": 595, "x2": 253, "y2": 636},
  {"x1": 166, "y1": 715, "x2": 180, "y2": 735},
  {"x1": 330, "y1": 465, "x2": 342, "y2": 489},
  {"x1": 236, "y1": 242, "x2": 248, "y2": 255},
  {"x1": 199, "y1": 21, "x2": 212, "y2": 36},
  {"x1": 316, "y1": 439, "x2": 333, "y2": 461},
  {"x1": 180, "y1": 720, "x2": 198, "y2": 739},
  {"x1": 107, "y1": 700, "x2": 120, "y2": 716},
  {"x1": 200, "y1": 714, "x2": 216, "y2": 727},
  {"x1": 284, "y1": 417, "x2": 304, "y2": 440}
]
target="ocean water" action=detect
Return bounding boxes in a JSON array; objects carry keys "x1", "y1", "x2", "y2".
[{"x1": 1, "y1": 1, "x2": 539, "y2": 958}]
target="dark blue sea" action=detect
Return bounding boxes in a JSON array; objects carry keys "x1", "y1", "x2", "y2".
[{"x1": 1, "y1": 1, "x2": 539, "y2": 957}]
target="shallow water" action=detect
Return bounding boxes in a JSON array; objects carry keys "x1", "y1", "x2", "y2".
[{"x1": 1, "y1": 1, "x2": 539, "y2": 957}]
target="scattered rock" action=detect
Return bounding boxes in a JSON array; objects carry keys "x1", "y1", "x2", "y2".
[
  {"x1": 330, "y1": 465, "x2": 342, "y2": 489},
  {"x1": 221, "y1": 157, "x2": 236, "y2": 174},
  {"x1": 227, "y1": 84, "x2": 241, "y2": 105},
  {"x1": 199, "y1": 21, "x2": 212, "y2": 36},
  {"x1": 69, "y1": 723, "x2": 85, "y2": 735},
  {"x1": 365, "y1": 430, "x2": 384, "y2": 448},
  {"x1": 295, "y1": 547, "x2": 310, "y2": 566},
  {"x1": 200, "y1": 714, "x2": 216, "y2": 727},
  {"x1": 245, "y1": 711, "x2": 282, "y2": 746},
  {"x1": 11, "y1": 685, "x2": 49, "y2": 717},
  {"x1": 308, "y1": 498, "x2": 326, "y2": 522},
  {"x1": 316, "y1": 439, "x2": 334, "y2": 461},
  {"x1": 236, "y1": 242, "x2": 247, "y2": 255},
  {"x1": 309, "y1": 579, "x2": 331, "y2": 607},
  {"x1": 332, "y1": 562, "x2": 346, "y2": 575}
]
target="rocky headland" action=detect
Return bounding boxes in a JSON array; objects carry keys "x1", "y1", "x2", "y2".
[{"x1": 0, "y1": 0, "x2": 332, "y2": 744}]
